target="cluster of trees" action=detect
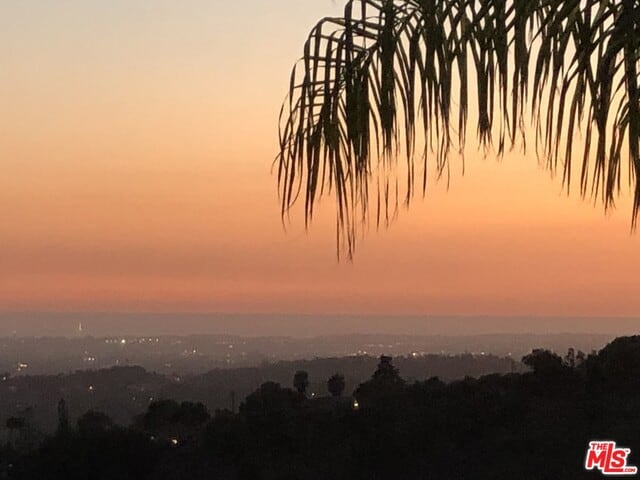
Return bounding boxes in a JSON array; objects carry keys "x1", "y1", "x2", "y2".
[
  {"x1": 293, "y1": 370, "x2": 345, "y2": 398},
  {"x1": 2, "y1": 336, "x2": 640, "y2": 479},
  {"x1": 0, "y1": 353, "x2": 519, "y2": 435}
]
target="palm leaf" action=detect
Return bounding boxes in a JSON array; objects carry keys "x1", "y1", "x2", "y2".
[{"x1": 277, "y1": 0, "x2": 640, "y2": 258}]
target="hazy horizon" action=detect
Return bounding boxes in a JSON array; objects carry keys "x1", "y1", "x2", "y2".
[{"x1": 0, "y1": 312, "x2": 637, "y2": 338}]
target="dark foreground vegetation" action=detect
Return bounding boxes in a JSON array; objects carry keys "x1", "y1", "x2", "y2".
[
  {"x1": 0, "y1": 353, "x2": 519, "y2": 433},
  {"x1": 2, "y1": 336, "x2": 640, "y2": 479}
]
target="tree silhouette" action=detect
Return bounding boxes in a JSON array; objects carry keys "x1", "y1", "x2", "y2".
[
  {"x1": 522, "y1": 349, "x2": 565, "y2": 375},
  {"x1": 293, "y1": 370, "x2": 310, "y2": 396},
  {"x1": 136, "y1": 399, "x2": 210, "y2": 442},
  {"x1": 56, "y1": 398, "x2": 70, "y2": 437},
  {"x1": 355, "y1": 355, "x2": 405, "y2": 406},
  {"x1": 372, "y1": 355, "x2": 403, "y2": 382},
  {"x1": 278, "y1": 0, "x2": 640, "y2": 256},
  {"x1": 594, "y1": 335, "x2": 640, "y2": 390},
  {"x1": 327, "y1": 373, "x2": 346, "y2": 397},
  {"x1": 564, "y1": 348, "x2": 576, "y2": 368}
]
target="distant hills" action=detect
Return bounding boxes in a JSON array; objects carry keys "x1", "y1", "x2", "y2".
[
  {"x1": 0, "y1": 332, "x2": 615, "y2": 375},
  {"x1": 0, "y1": 352, "x2": 521, "y2": 434}
]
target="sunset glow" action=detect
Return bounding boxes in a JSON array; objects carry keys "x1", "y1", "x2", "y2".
[{"x1": 1, "y1": 1, "x2": 638, "y2": 328}]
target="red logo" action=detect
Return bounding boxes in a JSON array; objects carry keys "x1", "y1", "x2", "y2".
[{"x1": 585, "y1": 441, "x2": 638, "y2": 475}]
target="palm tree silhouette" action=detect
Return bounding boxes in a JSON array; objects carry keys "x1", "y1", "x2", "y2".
[{"x1": 277, "y1": 0, "x2": 640, "y2": 257}]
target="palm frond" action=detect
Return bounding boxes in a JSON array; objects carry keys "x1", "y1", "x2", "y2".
[{"x1": 277, "y1": 0, "x2": 640, "y2": 258}]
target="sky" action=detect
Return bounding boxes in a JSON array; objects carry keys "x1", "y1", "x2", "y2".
[{"x1": 0, "y1": 1, "x2": 638, "y2": 335}]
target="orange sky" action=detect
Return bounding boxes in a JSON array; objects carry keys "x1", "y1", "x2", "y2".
[{"x1": 1, "y1": 1, "x2": 639, "y2": 328}]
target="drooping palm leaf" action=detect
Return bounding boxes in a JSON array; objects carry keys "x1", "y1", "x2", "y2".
[{"x1": 277, "y1": 0, "x2": 640, "y2": 258}]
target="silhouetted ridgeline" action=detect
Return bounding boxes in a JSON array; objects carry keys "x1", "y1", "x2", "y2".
[
  {"x1": 0, "y1": 333, "x2": 613, "y2": 375},
  {"x1": 1, "y1": 336, "x2": 640, "y2": 479},
  {"x1": 0, "y1": 354, "x2": 518, "y2": 433}
]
